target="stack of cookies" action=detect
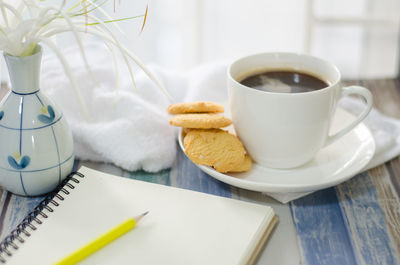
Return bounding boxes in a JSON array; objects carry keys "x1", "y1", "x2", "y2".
[{"x1": 168, "y1": 101, "x2": 252, "y2": 173}]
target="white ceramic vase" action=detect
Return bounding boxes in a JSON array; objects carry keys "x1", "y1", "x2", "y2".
[{"x1": 0, "y1": 46, "x2": 74, "y2": 196}]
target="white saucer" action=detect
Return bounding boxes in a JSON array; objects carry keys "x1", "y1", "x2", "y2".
[{"x1": 178, "y1": 108, "x2": 375, "y2": 193}]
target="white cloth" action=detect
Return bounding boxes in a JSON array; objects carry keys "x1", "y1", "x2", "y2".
[{"x1": 40, "y1": 43, "x2": 400, "y2": 202}]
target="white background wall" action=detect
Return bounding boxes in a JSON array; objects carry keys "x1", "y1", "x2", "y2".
[{"x1": 97, "y1": 0, "x2": 400, "y2": 79}]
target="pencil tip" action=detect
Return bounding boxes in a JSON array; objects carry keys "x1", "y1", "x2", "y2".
[{"x1": 134, "y1": 211, "x2": 149, "y2": 223}]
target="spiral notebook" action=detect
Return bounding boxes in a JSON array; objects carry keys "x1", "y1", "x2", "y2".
[{"x1": 0, "y1": 166, "x2": 277, "y2": 265}]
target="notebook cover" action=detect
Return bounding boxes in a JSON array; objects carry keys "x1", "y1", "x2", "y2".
[{"x1": 1, "y1": 167, "x2": 276, "y2": 265}]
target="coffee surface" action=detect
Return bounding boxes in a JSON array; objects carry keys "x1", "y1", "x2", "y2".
[{"x1": 240, "y1": 70, "x2": 328, "y2": 93}]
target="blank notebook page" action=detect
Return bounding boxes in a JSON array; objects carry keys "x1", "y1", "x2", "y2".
[{"x1": 7, "y1": 166, "x2": 275, "y2": 265}]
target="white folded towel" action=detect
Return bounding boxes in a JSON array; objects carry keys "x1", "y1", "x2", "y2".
[{"x1": 40, "y1": 43, "x2": 400, "y2": 202}]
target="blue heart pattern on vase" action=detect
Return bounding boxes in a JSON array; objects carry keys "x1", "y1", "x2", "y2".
[
  {"x1": 5, "y1": 105, "x2": 56, "y2": 172},
  {"x1": 38, "y1": 105, "x2": 55, "y2": 124},
  {"x1": 8, "y1": 153, "x2": 31, "y2": 170}
]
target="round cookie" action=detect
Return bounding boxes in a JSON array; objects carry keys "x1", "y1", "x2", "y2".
[
  {"x1": 229, "y1": 155, "x2": 252, "y2": 173},
  {"x1": 170, "y1": 114, "x2": 232, "y2": 129},
  {"x1": 167, "y1": 101, "x2": 224, "y2": 114},
  {"x1": 183, "y1": 129, "x2": 245, "y2": 173}
]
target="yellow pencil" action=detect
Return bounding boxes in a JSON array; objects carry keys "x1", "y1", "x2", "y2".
[{"x1": 54, "y1": 211, "x2": 149, "y2": 265}]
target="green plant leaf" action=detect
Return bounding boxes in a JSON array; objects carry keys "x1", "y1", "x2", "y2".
[{"x1": 86, "y1": 15, "x2": 144, "y2": 25}]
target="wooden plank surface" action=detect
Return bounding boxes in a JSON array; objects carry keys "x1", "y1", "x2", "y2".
[
  {"x1": 343, "y1": 79, "x2": 400, "y2": 118},
  {"x1": 337, "y1": 171, "x2": 399, "y2": 265},
  {"x1": 290, "y1": 188, "x2": 358, "y2": 265}
]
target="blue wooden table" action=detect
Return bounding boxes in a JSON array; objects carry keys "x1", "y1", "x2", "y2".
[{"x1": 0, "y1": 79, "x2": 399, "y2": 264}]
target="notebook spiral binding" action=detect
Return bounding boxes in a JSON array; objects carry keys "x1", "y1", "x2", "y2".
[{"x1": 0, "y1": 172, "x2": 85, "y2": 263}]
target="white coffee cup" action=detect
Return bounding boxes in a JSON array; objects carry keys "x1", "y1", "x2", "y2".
[{"x1": 228, "y1": 52, "x2": 373, "y2": 169}]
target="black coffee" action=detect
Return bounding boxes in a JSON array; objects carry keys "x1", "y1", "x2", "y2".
[{"x1": 240, "y1": 70, "x2": 329, "y2": 93}]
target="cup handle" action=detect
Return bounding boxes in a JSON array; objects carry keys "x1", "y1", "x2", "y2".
[{"x1": 324, "y1": 85, "x2": 373, "y2": 147}]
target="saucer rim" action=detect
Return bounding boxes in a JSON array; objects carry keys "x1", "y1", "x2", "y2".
[{"x1": 177, "y1": 108, "x2": 376, "y2": 193}]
